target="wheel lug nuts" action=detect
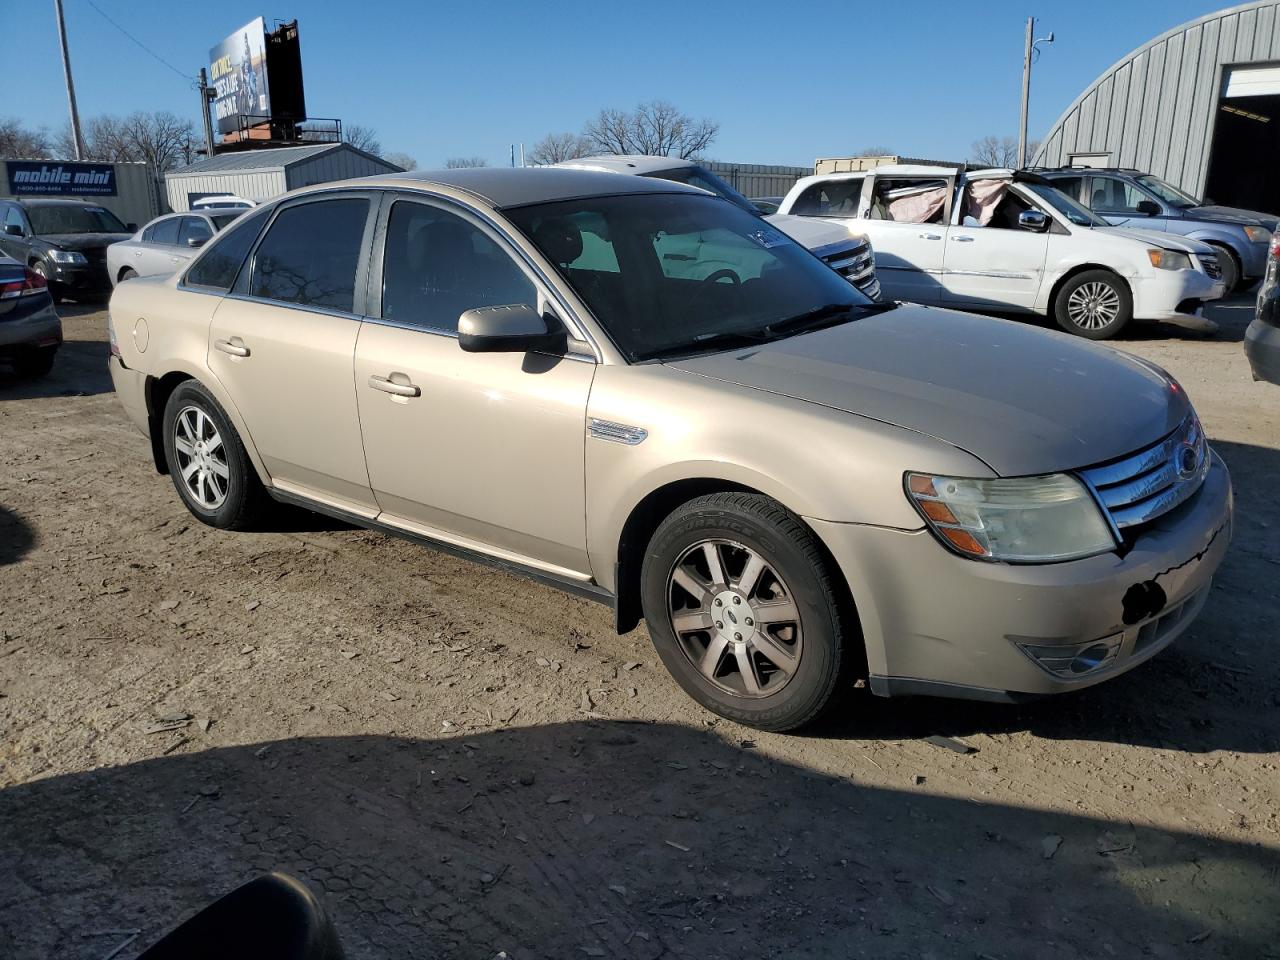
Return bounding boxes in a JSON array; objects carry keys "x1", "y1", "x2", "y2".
[
  {"x1": 714, "y1": 598, "x2": 723, "y2": 607},
  {"x1": 732, "y1": 596, "x2": 741, "y2": 605},
  {"x1": 745, "y1": 617, "x2": 754, "y2": 626},
  {"x1": 715, "y1": 621, "x2": 723, "y2": 630},
  {"x1": 734, "y1": 632, "x2": 742, "y2": 641}
]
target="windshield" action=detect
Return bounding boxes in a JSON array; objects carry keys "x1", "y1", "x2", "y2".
[
  {"x1": 1136, "y1": 174, "x2": 1199, "y2": 208},
  {"x1": 27, "y1": 204, "x2": 128, "y2": 235},
  {"x1": 643, "y1": 166, "x2": 762, "y2": 217},
  {"x1": 1023, "y1": 183, "x2": 1108, "y2": 227},
  {"x1": 507, "y1": 192, "x2": 875, "y2": 362}
]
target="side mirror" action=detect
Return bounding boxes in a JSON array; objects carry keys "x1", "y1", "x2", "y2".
[
  {"x1": 1018, "y1": 210, "x2": 1050, "y2": 233},
  {"x1": 187, "y1": 236, "x2": 208, "y2": 248},
  {"x1": 1135, "y1": 200, "x2": 1161, "y2": 216},
  {"x1": 458, "y1": 303, "x2": 566, "y2": 354},
  {"x1": 3, "y1": 223, "x2": 23, "y2": 237},
  {"x1": 136, "y1": 873, "x2": 345, "y2": 960}
]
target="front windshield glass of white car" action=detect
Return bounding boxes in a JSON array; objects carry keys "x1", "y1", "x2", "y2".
[
  {"x1": 1024, "y1": 183, "x2": 1108, "y2": 227},
  {"x1": 1136, "y1": 175, "x2": 1199, "y2": 208},
  {"x1": 643, "y1": 166, "x2": 761, "y2": 216},
  {"x1": 507, "y1": 192, "x2": 883, "y2": 362}
]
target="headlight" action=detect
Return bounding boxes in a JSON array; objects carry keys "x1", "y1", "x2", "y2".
[
  {"x1": 1147, "y1": 249, "x2": 1192, "y2": 271},
  {"x1": 48, "y1": 249, "x2": 87, "y2": 264},
  {"x1": 905, "y1": 472, "x2": 1116, "y2": 562},
  {"x1": 1244, "y1": 225, "x2": 1273, "y2": 244}
]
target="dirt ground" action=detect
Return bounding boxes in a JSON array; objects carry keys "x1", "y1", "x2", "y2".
[{"x1": 2, "y1": 298, "x2": 1278, "y2": 960}]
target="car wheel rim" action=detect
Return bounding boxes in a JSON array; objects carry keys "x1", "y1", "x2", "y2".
[
  {"x1": 667, "y1": 539, "x2": 802, "y2": 699},
  {"x1": 1066, "y1": 282, "x2": 1120, "y2": 330},
  {"x1": 174, "y1": 405, "x2": 229, "y2": 509}
]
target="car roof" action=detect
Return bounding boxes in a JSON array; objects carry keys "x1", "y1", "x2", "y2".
[
  {"x1": 359, "y1": 167, "x2": 702, "y2": 208},
  {"x1": 10, "y1": 197, "x2": 105, "y2": 207},
  {"x1": 552, "y1": 155, "x2": 696, "y2": 176}
]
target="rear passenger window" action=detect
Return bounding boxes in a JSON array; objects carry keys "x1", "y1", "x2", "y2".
[
  {"x1": 380, "y1": 201, "x2": 535, "y2": 333},
  {"x1": 250, "y1": 198, "x2": 370, "y2": 313},
  {"x1": 178, "y1": 217, "x2": 213, "y2": 247},
  {"x1": 184, "y1": 206, "x2": 271, "y2": 292},
  {"x1": 146, "y1": 218, "x2": 180, "y2": 245},
  {"x1": 790, "y1": 180, "x2": 863, "y2": 217}
]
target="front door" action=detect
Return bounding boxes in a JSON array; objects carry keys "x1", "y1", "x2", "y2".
[
  {"x1": 207, "y1": 193, "x2": 378, "y2": 513},
  {"x1": 943, "y1": 182, "x2": 1050, "y2": 311},
  {"x1": 1089, "y1": 176, "x2": 1167, "y2": 230},
  {"x1": 353, "y1": 195, "x2": 596, "y2": 577}
]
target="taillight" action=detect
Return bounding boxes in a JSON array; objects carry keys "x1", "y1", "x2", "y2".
[
  {"x1": 107, "y1": 315, "x2": 121, "y2": 358},
  {"x1": 1271, "y1": 235, "x2": 1280, "y2": 259},
  {"x1": 0, "y1": 266, "x2": 48, "y2": 300}
]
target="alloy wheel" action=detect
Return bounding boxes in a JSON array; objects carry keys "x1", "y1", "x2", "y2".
[
  {"x1": 173, "y1": 405, "x2": 229, "y2": 509},
  {"x1": 1066, "y1": 281, "x2": 1121, "y2": 331},
  {"x1": 667, "y1": 539, "x2": 803, "y2": 698}
]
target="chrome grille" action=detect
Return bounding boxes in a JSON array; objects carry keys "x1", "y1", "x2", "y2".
[
  {"x1": 1196, "y1": 253, "x2": 1222, "y2": 281},
  {"x1": 822, "y1": 241, "x2": 873, "y2": 279},
  {"x1": 1079, "y1": 416, "x2": 1209, "y2": 530}
]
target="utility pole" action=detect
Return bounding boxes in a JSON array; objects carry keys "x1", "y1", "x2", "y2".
[
  {"x1": 53, "y1": 0, "x2": 85, "y2": 160},
  {"x1": 198, "y1": 68, "x2": 217, "y2": 157},
  {"x1": 1018, "y1": 16, "x2": 1054, "y2": 169}
]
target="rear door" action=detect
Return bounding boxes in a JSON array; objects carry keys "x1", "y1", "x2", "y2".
[
  {"x1": 137, "y1": 216, "x2": 182, "y2": 276},
  {"x1": 855, "y1": 173, "x2": 953, "y2": 303},
  {"x1": 942, "y1": 180, "x2": 1050, "y2": 311},
  {"x1": 207, "y1": 192, "x2": 378, "y2": 513},
  {"x1": 172, "y1": 216, "x2": 214, "y2": 269}
]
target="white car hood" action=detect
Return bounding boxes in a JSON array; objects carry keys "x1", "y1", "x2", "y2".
[
  {"x1": 1102, "y1": 226, "x2": 1214, "y2": 254},
  {"x1": 766, "y1": 213, "x2": 865, "y2": 251}
]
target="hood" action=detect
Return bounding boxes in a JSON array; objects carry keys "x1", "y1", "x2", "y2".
[
  {"x1": 37, "y1": 232, "x2": 131, "y2": 250},
  {"x1": 1188, "y1": 205, "x2": 1279, "y2": 230},
  {"x1": 766, "y1": 213, "x2": 867, "y2": 252},
  {"x1": 1101, "y1": 226, "x2": 1213, "y2": 254},
  {"x1": 669, "y1": 305, "x2": 1188, "y2": 476}
]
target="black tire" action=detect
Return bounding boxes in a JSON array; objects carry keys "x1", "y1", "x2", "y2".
[
  {"x1": 30, "y1": 262, "x2": 60, "y2": 304},
  {"x1": 1209, "y1": 244, "x2": 1240, "y2": 295},
  {"x1": 161, "y1": 380, "x2": 268, "y2": 530},
  {"x1": 1053, "y1": 269, "x2": 1133, "y2": 339},
  {"x1": 12, "y1": 346, "x2": 56, "y2": 378},
  {"x1": 119, "y1": 268, "x2": 138, "y2": 283},
  {"x1": 640, "y1": 492, "x2": 855, "y2": 732}
]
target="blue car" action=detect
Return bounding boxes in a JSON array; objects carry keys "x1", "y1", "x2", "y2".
[
  {"x1": 1040, "y1": 167, "x2": 1277, "y2": 293},
  {"x1": 0, "y1": 253, "x2": 61, "y2": 378}
]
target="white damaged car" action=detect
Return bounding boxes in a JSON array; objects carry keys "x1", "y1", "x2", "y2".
[{"x1": 777, "y1": 166, "x2": 1226, "y2": 338}]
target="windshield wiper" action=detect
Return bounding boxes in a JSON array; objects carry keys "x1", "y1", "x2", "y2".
[
  {"x1": 640, "y1": 329, "x2": 772, "y2": 362},
  {"x1": 762, "y1": 300, "x2": 896, "y2": 338}
]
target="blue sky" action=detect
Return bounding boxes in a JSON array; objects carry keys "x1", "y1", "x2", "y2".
[{"x1": 7, "y1": 0, "x2": 1232, "y2": 168}]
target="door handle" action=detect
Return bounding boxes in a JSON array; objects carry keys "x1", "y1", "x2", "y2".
[
  {"x1": 214, "y1": 338, "x2": 249, "y2": 358},
  {"x1": 171, "y1": 256, "x2": 182, "y2": 262},
  {"x1": 368, "y1": 374, "x2": 420, "y2": 398},
  {"x1": 919, "y1": 233, "x2": 942, "y2": 240},
  {"x1": 134, "y1": 250, "x2": 143, "y2": 257},
  {"x1": 952, "y1": 235, "x2": 975, "y2": 243}
]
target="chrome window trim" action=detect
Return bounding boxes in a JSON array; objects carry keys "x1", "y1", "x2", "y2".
[{"x1": 356, "y1": 312, "x2": 596, "y2": 363}]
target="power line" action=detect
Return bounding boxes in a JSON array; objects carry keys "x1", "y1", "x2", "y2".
[{"x1": 83, "y1": 0, "x2": 195, "y2": 86}]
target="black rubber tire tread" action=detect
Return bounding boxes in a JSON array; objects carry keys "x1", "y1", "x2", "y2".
[
  {"x1": 1052, "y1": 268, "x2": 1133, "y2": 340},
  {"x1": 640, "y1": 491, "x2": 854, "y2": 732},
  {"x1": 1208, "y1": 244, "x2": 1241, "y2": 295},
  {"x1": 161, "y1": 380, "x2": 269, "y2": 531}
]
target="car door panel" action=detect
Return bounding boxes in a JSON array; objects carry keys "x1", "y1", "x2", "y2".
[
  {"x1": 854, "y1": 174, "x2": 952, "y2": 303},
  {"x1": 944, "y1": 185, "x2": 1049, "y2": 311}
]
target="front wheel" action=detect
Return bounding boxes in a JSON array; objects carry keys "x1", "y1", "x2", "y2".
[
  {"x1": 640, "y1": 493, "x2": 855, "y2": 731},
  {"x1": 1053, "y1": 270, "x2": 1132, "y2": 339},
  {"x1": 161, "y1": 380, "x2": 268, "y2": 530},
  {"x1": 1209, "y1": 245, "x2": 1240, "y2": 294}
]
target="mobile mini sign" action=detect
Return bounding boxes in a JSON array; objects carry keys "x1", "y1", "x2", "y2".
[{"x1": 6, "y1": 161, "x2": 117, "y2": 197}]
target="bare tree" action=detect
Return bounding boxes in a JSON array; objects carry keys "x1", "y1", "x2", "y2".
[
  {"x1": 383, "y1": 151, "x2": 418, "y2": 171},
  {"x1": 970, "y1": 135, "x2": 1038, "y2": 168},
  {"x1": 581, "y1": 100, "x2": 719, "y2": 160},
  {"x1": 345, "y1": 124, "x2": 383, "y2": 156},
  {"x1": 851, "y1": 146, "x2": 894, "y2": 157},
  {"x1": 445, "y1": 156, "x2": 488, "y2": 169},
  {"x1": 52, "y1": 112, "x2": 193, "y2": 170},
  {"x1": 528, "y1": 132, "x2": 591, "y2": 165},
  {"x1": 0, "y1": 118, "x2": 51, "y2": 159}
]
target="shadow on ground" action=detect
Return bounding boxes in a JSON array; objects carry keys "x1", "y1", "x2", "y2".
[
  {"x1": 0, "y1": 505, "x2": 35, "y2": 567},
  {"x1": 1, "y1": 723, "x2": 1276, "y2": 960},
  {"x1": 0, "y1": 339, "x2": 112, "y2": 400}
]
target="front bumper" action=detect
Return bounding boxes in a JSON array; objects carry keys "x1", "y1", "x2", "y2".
[
  {"x1": 46, "y1": 260, "x2": 111, "y2": 298},
  {"x1": 1239, "y1": 242, "x2": 1269, "y2": 280},
  {"x1": 1131, "y1": 268, "x2": 1225, "y2": 327},
  {"x1": 810, "y1": 451, "x2": 1233, "y2": 700},
  {"x1": 0, "y1": 297, "x2": 62, "y2": 353},
  {"x1": 1245, "y1": 308, "x2": 1280, "y2": 385}
]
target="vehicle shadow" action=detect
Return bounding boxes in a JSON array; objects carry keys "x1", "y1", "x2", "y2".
[
  {"x1": 0, "y1": 724, "x2": 1275, "y2": 960},
  {"x1": 0, "y1": 505, "x2": 35, "y2": 567},
  {"x1": 0, "y1": 339, "x2": 112, "y2": 400},
  {"x1": 974, "y1": 291, "x2": 1255, "y2": 343},
  {"x1": 814, "y1": 436, "x2": 1279, "y2": 754}
]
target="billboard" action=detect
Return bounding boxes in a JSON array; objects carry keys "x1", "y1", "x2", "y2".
[
  {"x1": 210, "y1": 17, "x2": 271, "y2": 135},
  {"x1": 6, "y1": 161, "x2": 117, "y2": 196}
]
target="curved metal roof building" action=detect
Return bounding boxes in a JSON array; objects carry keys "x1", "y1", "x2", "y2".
[{"x1": 1034, "y1": 2, "x2": 1280, "y2": 212}]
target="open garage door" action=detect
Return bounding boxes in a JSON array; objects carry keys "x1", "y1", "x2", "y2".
[{"x1": 1205, "y1": 65, "x2": 1280, "y2": 215}]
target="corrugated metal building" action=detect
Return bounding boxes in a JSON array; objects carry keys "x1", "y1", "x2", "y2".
[
  {"x1": 1035, "y1": 1, "x2": 1280, "y2": 214},
  {"x1": 164, "y1": 143, "x2": 402, "y2": 212}
]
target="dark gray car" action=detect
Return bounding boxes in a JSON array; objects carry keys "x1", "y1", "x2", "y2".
[{"x1": 1041, "y1": 167, "x2": 1277, "y2": 291}]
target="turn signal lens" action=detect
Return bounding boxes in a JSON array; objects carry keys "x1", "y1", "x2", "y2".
[
  {"x1": 1244, "y1": 225, "x2": 1273, "y2": 244},
  {"x1": 1147, "y1": 249, "x2": 1192, "y2": 271},
  {"x1": 905, "y1": 471, "x2": 1117, "y2": 563}
]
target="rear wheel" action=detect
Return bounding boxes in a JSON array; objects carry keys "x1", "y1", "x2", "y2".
[
  {"x1": 12, "y1": 346, "x2": 56, "y2": 378},
  {"x1": 1054, "y1": 269, "x2": 1132, "y2": 339},
  {"x1": 640, "y1": 492, "x2": 854, "y2": 731},
  {"x1": 161, "y1": 381, "x2": 268, "y2": 530},
  {"x1": 119, "y1": 267, "x2": 138, "y2": 283}
]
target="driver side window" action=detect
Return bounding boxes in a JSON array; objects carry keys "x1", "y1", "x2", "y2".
[
  {"x1": 380, "y1": 201, "x2": 536, "y2": 334},
  {"x1": 1088, "y1": 177, "x2": 1149, "y2": 214}
]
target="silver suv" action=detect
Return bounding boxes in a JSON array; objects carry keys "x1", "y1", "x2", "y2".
[{"x1": 1041, "y1": 167, "x2": 1276, "y2": 292}]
